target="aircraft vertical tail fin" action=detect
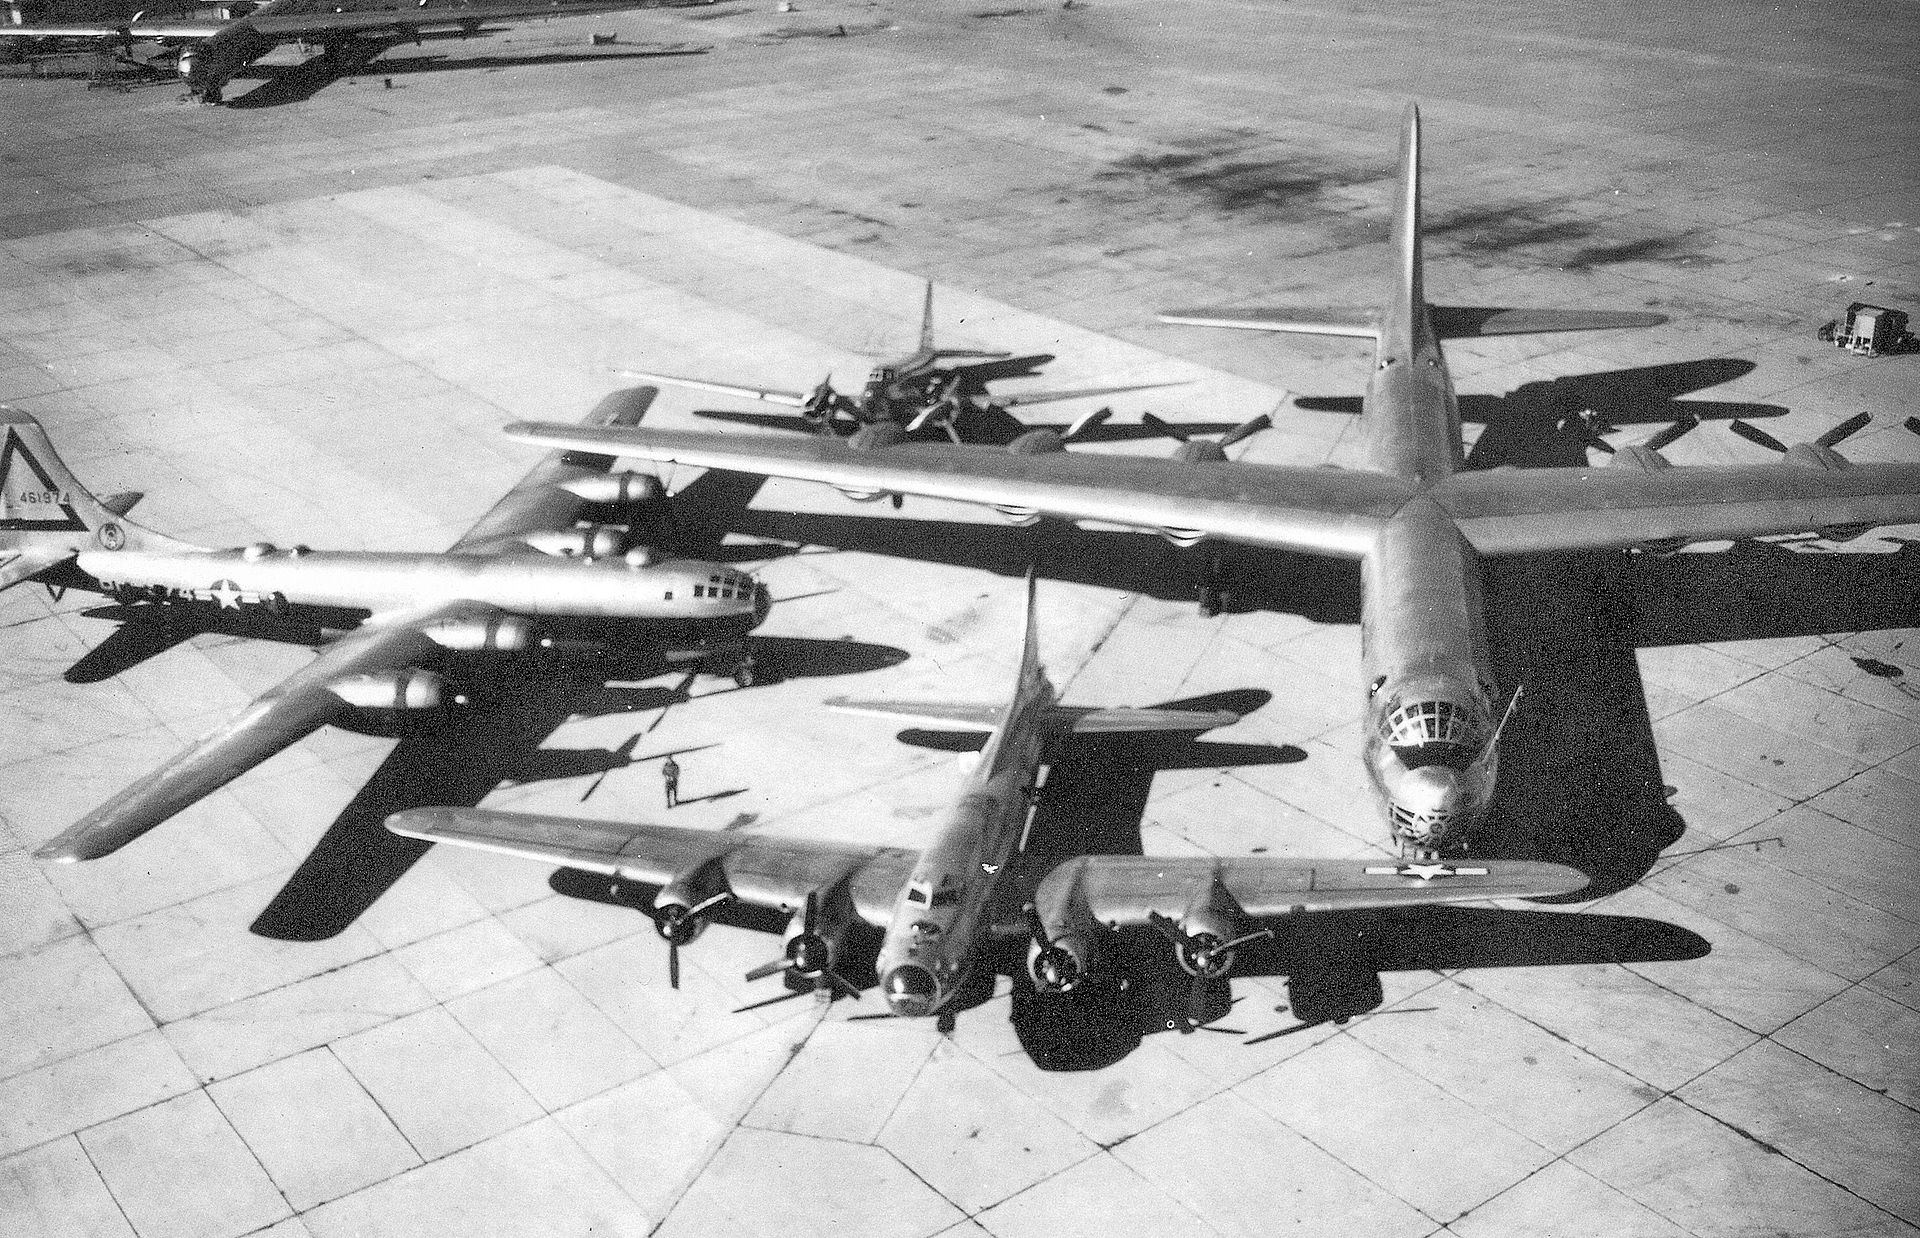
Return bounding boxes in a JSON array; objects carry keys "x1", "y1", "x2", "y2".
[
  {"x1": 918, "y1": 279, "x2": 937, "y2": 355},
  {"x1": 1017, "y1": 565, "x2": 1042, "y2": 692},
  {"x1": 1386, "y1": 102, "x2": 1424, "y2": 347},
  {"x1": 1, "y1": 408, "x2": 197, "y2": 588}
]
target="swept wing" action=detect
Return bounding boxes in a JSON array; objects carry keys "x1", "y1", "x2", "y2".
[
  {"x1": 387, "y1": 806, "x2": 918, "y2": 926},
  {"x1": 1043, "y1": 854, "x2": 1588, "y2": 921},
  {"x1": 500, "y1": 423, "x2": 1920, "y2": 558},
  {"x1": 36, "y1": 602, "x2": 483, "y2": 863},
  {"x1": 825, "y1": 697, "x2": 1238, "y2": 734}
]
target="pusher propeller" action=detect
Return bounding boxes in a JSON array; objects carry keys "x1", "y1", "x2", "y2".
[{"x1": 1143, "y1": 412, "x2": 1272, "y2": 463}]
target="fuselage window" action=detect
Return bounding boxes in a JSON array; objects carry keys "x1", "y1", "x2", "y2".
[{"x1": 906, "y1": 885, "x2": 930, "y2": 906}]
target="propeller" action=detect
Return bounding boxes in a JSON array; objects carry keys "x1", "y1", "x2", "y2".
[
  {"x1": 1147, "y1": 911, "x2": 1273, "y2": 1032},
  {"x1": 1022, "y1": 902, "x2": 1083, "y2": 994},
  {"x1": 1143, "y1": 412, "x2": 1272, "y2": 463},
  {"x1": 1730, "y1": 411, "x2": 1870, "y2": 454},
  {"x1": 738, "y1": 891, "x2": 861, "y2": 1007},
  {"x1": 1640, "y1": 411, "x2": 1701, "y2": 453},
  {"x1": 653, "y1": 891, "x2": 733, "y2": 990},
  {"x1": 801, "y1": 376, "x2": 846, "y2": 427},
  {"x1": 905, "y1": 374, "x2": 970, "y2": 441},
  {"x1": 1561, "y1": 408, "x2": 1621, "y2": 454}
]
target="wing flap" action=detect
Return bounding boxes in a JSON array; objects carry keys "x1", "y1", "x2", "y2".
[
  {"x1": 1050, "y1": 854, "x2": 1588, "y2": 923},
  {"x1": 387, "y1": 806, "x2": 914, "y2": 925},
  {"x1": 1437, "y1": 463, "x2": 1920, "y2": 556},
  {"x1": 35, "y1": 605, "x2": 468, "y2": 863},
  {"x1": 500, "y1": 424, "x2": 1408, "y2": 559}
]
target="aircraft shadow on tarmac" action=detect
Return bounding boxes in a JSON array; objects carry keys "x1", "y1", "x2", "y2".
[{"x1": 224, "y1": 39, "x2": 707, "y2": 108}]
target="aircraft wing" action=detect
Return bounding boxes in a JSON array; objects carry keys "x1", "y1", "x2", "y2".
[
  {"x1": 0, "y1": 19, "x2": 225, "y2": 38},
  {"x1": 35, "y1": 602, "x2": 481, "y2": 863},
  {"x1": 946, "y1": 354, "x2": 1054, "y2": 385},
  {"x1": 1044, "y1": 854, "x2": 1589, "y2": 921},
  {"x1": 449, "y1": 386, "x2": 656, "y2": 556},
  {"x1": 1433, "y1": 462, "x2": 1920, "y2": 556},
  {"x1": 243, "y1": 0, "x2": 674, "y2": 38},
  {"x1": 386, "y1": 806, "x2": 918, "y2": 926},
  {"x1": 1053, "y1": 706, "x2": 1241, "y2": 734},
  {"x1": 991, "y1": 380, "x2": 1188, "y2": 408},
  {"x1": 825, "y1": 697, "x2": 1004, "y2": 730},
  {"x1": 499, "y1": 424, "x2": 1411, "y2": 559},
  {"x1": 623, "y1": 370, "x2": 811, "y2": 408}
]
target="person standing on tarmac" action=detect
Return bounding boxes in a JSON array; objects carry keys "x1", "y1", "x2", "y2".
[{"x1": 661, "y1": 754, "x2": 681, "y2": 809}]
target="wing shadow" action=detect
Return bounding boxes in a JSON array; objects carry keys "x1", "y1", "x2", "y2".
[{"x1": 226, "y1": 39, "x2": 704, "y2": 108}]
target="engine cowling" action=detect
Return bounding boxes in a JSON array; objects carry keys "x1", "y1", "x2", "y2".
[
  {"x1": 421, "y1": 614, "x2": 534, "y2": 652},
  {"x1": 327, "y1": 669, "x2": 454, "y2": 710},
  {"x1": 1008, "y1": 429, "x2": 1069, "y2": 455},
  {"x1": 523, "y1": 525, "x2": 628, "y2": 558},
  {"x1": 1166, "y1": 907, "x2": 1243, "y2": 978},
  {"x1": 561, "y1": 472, "x2": 665, "y2": 505},
  {"x1": 1026, "y1": 931, "x2": 1097, "y2": 995}
]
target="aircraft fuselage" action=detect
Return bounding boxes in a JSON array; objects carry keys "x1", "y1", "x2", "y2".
[{"x1": 873, "y1": 670, "x2": 1050, "y2": 1017}]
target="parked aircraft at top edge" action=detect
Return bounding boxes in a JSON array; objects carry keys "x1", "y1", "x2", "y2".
[
  {"x1": 0, "y1": 0, "x2": 710, "y2": 104},
  {"x1": 0, "y1": 387, "x2": 768, "y2": 864},
  {"x1": 500, "y1": 104, "x2": 1920, "y2": 860},
  {"x1": 390, "y1": 573, "x2": 1590, "y2": 1036}
]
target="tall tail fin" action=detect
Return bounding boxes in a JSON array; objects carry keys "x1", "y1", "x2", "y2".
[
  {"x1": 1, "y1": 408, "x2": 191, "y2": 572},
  {"x1": 918, "y1": 279, "x2": 937, "y2": 355},
  {"x1": 1017, "y1": 565, "x2": 1041, "y2": 689},
  {"x1": 1387, "y1": 102, "x2": 1424, "y2": 346}
]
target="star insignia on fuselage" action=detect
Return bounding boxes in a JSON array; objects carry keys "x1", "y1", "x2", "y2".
[
  {"x1": 1365, "y1": 862, "x2": 1491, "y2": 882},
  {"x1": 209, "y1": 579, "x2": 244, "y2": 609}
]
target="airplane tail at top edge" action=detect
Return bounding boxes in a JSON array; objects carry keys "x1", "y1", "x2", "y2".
[
  {"x1": 1387, "y1": 101, "x2": 1424, "y2": 346},
  {"x1": 919, "y1": 279, "x2": 937, "y2": 355},
  {"x1": 0, "y1": 408, "x2": 196, "y2": 584},
  {"x1": 1016, "y1": 566, "x2": 1042, "y2": 696}
]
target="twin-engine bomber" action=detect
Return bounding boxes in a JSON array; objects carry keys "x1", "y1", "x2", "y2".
[
  {"x1": 498, "y1": 105, "x2": 1920, "y2": 860},
  {"x1": 0, "y1": 388, "x2": 768, "y2": 864},
  {"x1": 389, "y1": 575, "x2": 1587, "y2": 1034}
]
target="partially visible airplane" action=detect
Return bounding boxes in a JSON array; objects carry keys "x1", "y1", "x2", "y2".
[
  {"x1": 2, "y1": 388, "x2": 769, "y2": 864},
  {"x1": 389, "y1": 574, "x2": 1586, "y2": 1032},
  {"x1": 626, "y1": 280, "x2": 1182, "y2": 444},
  {"x1": 498, "y1": 105, "x2": 1920, "y2": 859},
  {"x1": 0, "y1": 0, "x2": 703, "y2": 104}
]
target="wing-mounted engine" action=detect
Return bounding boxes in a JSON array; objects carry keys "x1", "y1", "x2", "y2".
[
  {"x1": 420, "y1": 614, "x2": 535, "y2": 652},
  {"x1": 326, "y1": 668, "x2": 462, "y2": 709},
  {"x1": 522, "y1": 524, "x2": 631, "y2": 559},
  {"x1": 1146, "y1": 876, "x2": 1274, "y2": 1031},
  {"x1": 558, "y1": 471, "x2": 665, "y2": 506},
  {"x1": 1021, "y1": 898, "x2": 1101, "y2": 996},
  {"x1": 1144, "y1": 412, "x2": 1271, "y2": 464},
  {"x1": 643, "y1": 858, "x2": 735, "y2": 990},
  {"x1": 739, "y1": 885, "x2": 861, "y2": 1003},
  {"x1": 1005, "y1": 407, "x2": 1115, "y2": 457},
  {"x1": 1729, "y1": 412, "x2": 1880, "y2": 540},
  {"x1": 1598, "y1": 412, "x2": 1699, "y2": 472}
]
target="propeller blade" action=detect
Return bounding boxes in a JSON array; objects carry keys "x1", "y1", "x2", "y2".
[
  {"x1": 1198, "y1": 1024, "x2": 1246, "y2": 1035},
  {"x1": 744, "y1": 958, "x2": 789, "y2": 983},
  {"x1": 1642, "y1": 411, "x2": 1700, "y2": 453},
  {"x1": 1215, "y1": 927, "x2": 1276, "y2": 955},
  {"x1": 1147, "y1": 910, "x2": 1184, "y2": 943},
  {"x1": 1816, "y1": 411, "x2": 1872, "y2": 448},
  {"x1": 904, "y1": 405, "x2": 940, "y2": 434},
  {"x1": 732, "y1": 989, "x2": 806, "y2": 1014},
  {"x1": 823, "y1": 969, "x2": 862, "y2": 1001},
  {"x1": 1022, "y1": 902, "x2": 1052, "y2": 947},
  {"x1": 802, "y1": 890, "x2": 818, "y2": 934},
  {"x1": 668, "y1": 939, "x2": 681, "y2": 990},
  {"x1": 1141, "y1": 412, "x2": 1190, "y2": 443},
  {"x1": 686, "y1": 891, "x2": 734, "y2": 919},
  {"x1": 1185, "y1": 970, "x2": 1208, "y2": 1031},
  {"x1": 1064, "y1": 406, "x2": 1113, "y2": 441},
  {"x1": 1216, "y1": 413, "x2": 1273, "y2": 448},
  {"x1": 1729, "y1": 419, "x2": 1788, "y2": 454}
]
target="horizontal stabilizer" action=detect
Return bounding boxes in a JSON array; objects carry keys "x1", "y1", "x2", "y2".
[
  {"x1": 826, "y1": 697, "x2": 1004, "y2": 731},
  {"x1": 0, "y1": 546, "x2": 75, "y2": 591},
  {"x1": 1058, "y1": 706, "x2": 1239, "y2": 734},
  {"x1": 1158, "y1": 306, "x2": 1380, "y2": 339},
  {"x1": 1430, "y1": 306, "x2": 1668, "y2": 339}
]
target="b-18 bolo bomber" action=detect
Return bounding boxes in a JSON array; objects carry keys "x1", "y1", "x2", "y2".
[
  {"x1": 0, "y1": 388, "x2": 768, "y2": 863},
  {"x1": 627, "y1": 280, "x2": 1183, "y2": 445},
  {"x1": 0, "y1": 0, "x2": 703, "y2": 104},
  {"x1": 501, "y1": 105, "x2": 1920, "y2": 862},
  {"x1": 390, "y1": 576, "x2": 1587, "y2": 1037}
]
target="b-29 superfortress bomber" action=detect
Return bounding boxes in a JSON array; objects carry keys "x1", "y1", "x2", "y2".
[
  {"x1": 0, "y1": 388, "x2": 768, "y2": 864},
  {"x1": 501, "y1": 106, "x2": 1920, "y2": 861}
]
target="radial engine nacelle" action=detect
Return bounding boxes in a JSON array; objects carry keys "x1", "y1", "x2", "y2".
[
  {"x1": 421, "y1": 614, "x2": 535, "y2": 652},
  {"x1": 651, "y1": 860, "x2": 733, "y2": 947},
  {"x1": 522, "y1": 524, "x2": 629, "y2": 558},
  {"x1": 326, "y1": 668, "x2": 457, "y2": 710},
  {"x1": 559, "y1": 472, "x2": 665, "y2": 505}
]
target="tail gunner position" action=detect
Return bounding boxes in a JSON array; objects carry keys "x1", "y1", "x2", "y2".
[{"x1": 1, "y1": 389, "x2": 767, "y2": 864}]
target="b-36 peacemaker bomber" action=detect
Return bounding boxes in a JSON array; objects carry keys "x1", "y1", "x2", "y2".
[
  {"x1": 501, "y1": 105, "x2": 1920, "y2": 860},
  {"x1": 0, "y1": 0, "x2": 702, "y2": 104},
  {"x1": 389, "y1": 575, "x2": 1587, "y2": 1036},
  {"x1": 627, "y1": 280, "x2": 1182, "y2": 445},
  {"x1": 1, "y1": 388, "x2": 768, "y2": 864}
]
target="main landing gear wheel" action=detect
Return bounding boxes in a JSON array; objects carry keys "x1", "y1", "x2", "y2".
[
  {"x1": 1197, "y1": 584, "x2": 1231, "y2": 617},
  {"x1": 732, "y1": 657, "x2": 756, "y2": 689}
]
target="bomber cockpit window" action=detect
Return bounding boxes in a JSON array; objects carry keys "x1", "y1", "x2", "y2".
[
  {"x1": 906, "y1": 883, "x2": 931, "y2": 906},
  {"x1": 1383, "y1": 699, "x2": 1482, "y2": 750}
]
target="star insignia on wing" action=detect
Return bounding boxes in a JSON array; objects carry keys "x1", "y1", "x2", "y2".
[
  {"x1": 209, "y1": 579, "x2": 244, "y2": 609},
  {"x1": 1364, "y1": 862, "x2": 1491, "y2": 882}
]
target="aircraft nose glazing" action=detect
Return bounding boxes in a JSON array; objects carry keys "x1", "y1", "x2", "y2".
[
  {"x1": 1391, "y1": 764, "x2": 1462, "y2": 844},
  {"x1": 883, "y1": 964, "x2": 939, "y2": 1017}
]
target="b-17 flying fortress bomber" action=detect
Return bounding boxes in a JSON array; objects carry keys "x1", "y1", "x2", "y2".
[
  {"x1": 503, "y1": 106, "x2": 1920, "y2": 860},
  {"x1": 0, "y1": 388, "x2": 768, "y2": 863},
  {"x1": 389, "y1": 576, "x2": 1588, "y2": 1041}
]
